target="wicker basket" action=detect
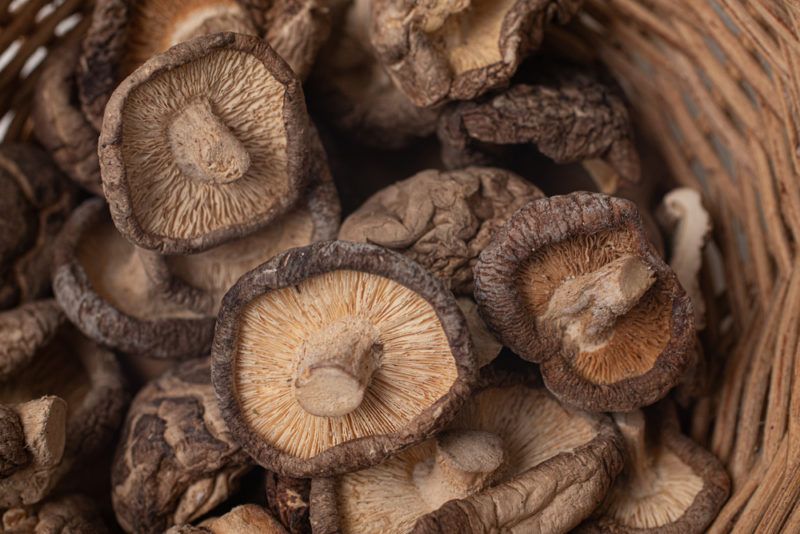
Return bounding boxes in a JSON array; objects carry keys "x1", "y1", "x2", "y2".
[{"x1": 1, "y1": 0, "x2": 798, "y2": 531}]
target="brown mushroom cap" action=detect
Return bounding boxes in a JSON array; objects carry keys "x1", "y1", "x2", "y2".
[
  {"x1": 437, "y1": 67, "x2": 640, "y2": 193},
  {"x1": 310, "y1": 367, "x2": 624, "y2": 533},
  {"x1": 474, "y1": 193, "x2": 694, "y2": 412},
  {"x1": 0, "y1": 144, "x2": 76, "y2": 311},
  {"x1": 339, "y1": 167, "x2": 544, "y2": 295},
  {"x1": 1, "y1": 493, "x2": 109, "y2": 533},
  {"x1": 0, "y1": 300, "x2": 63, "y2": 381},
  {"x1": 167, "y1": 504, "x2": 288, "y2": 534},
  {"x1": 33, "y1": 42, "x2": 102, "y2": 195},
  {"x1": 369, "y1": 0, "x2": 583, "y2": 107},
  {"x1": 99, "y1": 32, "x2": 319, "y2": 254},
  {"x1": 112, "y1": 357, "x2": 254, "y2": 534},
  {"x1": 0, "y1": 319, "x2": 125, "y2": 507},
  {"x1": 212, "y1": 240, "x2": 476, "y2": 478},
  {"x1": 577, "y1": 403, "x2": 729, "y2": 533}
]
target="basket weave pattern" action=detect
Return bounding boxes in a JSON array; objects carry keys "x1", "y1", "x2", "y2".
[{"x1": 1, "y1": 0, "x2": 799, "y2": 531}]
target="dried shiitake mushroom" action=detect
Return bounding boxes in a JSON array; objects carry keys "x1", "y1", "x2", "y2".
[
  {"x1": 0, "y1": 144, "x2": 75, "y2": 311},
  {"x1": 310, "y1": 0, "x2": 440, "y2": 148},
  {"x1": 0, "y1": 316, "x2": 125, "y2": 507},
  {"x1": 437, "y1": 66, "x2": 640, "y2": 193},
  {"x1": 33, "y1": 43, "x2": 102, "y2": 195},
  {"x1": 369, "y1": 0, "x2": 583, "y2": 107},
  {"x1": 99, "y1": 32, "x2": 322, "y2": 254},
  {"x1": 339, "y1": 167, "x2": 543, "y2": 294},
  {"x1": 1, "y1": 493, "x2": 108, "y2": 533},
  {"x1": 474, "y1": 193, "x2": 694, "y2": 412},
  {"x1": 266, "y1": 473, "x2": 311, "y2": 534},
  {"x1": 212, "y1": 240, "x2": 476, "y2": 478},
  {"x1": 457, "y1": 297, "x2": 501, "y2": 368},
  {"x1": 577, "y1": 404, "x2": 729, "y2": 533},
  {"x1": 79, "y1": 0, "x2": 332, "y2": 130},
  {"x1": 167, "y1": 504, "x2": 288, "y2": 534},
  {"x1": 310, "y1": 365, "x2": 624, "y2": 533},
  {"x1": 0, "y1": 300, "x2": 62, "y2": 381},
  {"x1": 112, "y1": 357, "x2": 254, "y2": 534}
]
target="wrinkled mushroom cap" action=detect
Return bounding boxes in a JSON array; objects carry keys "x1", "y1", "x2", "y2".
[
  {"x1": 311, "y1": 367, "x2": 624, "y2": 533},
  {"x1": 369, "y1": 0, "x2": 583, "y2": 107},
  {"x1": 99, "y1": 33, "x2": 317, "y2": 254},
  {"x1": 474, "y1": 193, "x2": 694, "y2": 412},
  {"x1": 212, "y1": 241, "x2": 476, "y2": 478},
  {"x1": 1, "y1": 493, "x2": 108, "y2": 533}
]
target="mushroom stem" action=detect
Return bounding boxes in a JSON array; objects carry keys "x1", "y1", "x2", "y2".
[
  {"x1": 136, "y1": 248, "x2": 214, "y2": 314},
  {"x1": 294, "y1": 318, "x2": 382, "y2": 417},
  {"x1": 613, "y1": 410, "x2": 653, "y2": 482},
  {"x1": 167, "y1": 97, "x2": 251, "y2": 185},
  {"x1": 15, "y1": 397, "x2": 68, "y2": 470},
  {"x1": 413, "y1": 429, "x2": 505, "y2": 510},
  {"x1": 542, "y1": 254, "x2": 656, "y2": 349}
]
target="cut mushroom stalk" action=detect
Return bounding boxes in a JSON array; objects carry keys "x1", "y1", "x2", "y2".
[
  {"x1": 294, "y1": 318, "x2": 382, "y2": 417},
  {"x1": 413, "y1": 430, "x2": 505, "y2": 510}
]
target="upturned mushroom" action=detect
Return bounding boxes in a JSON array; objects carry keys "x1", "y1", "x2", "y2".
[
  {"x1": 0, "y1": 310, "x2": 125, "y2": 507},
  {"x1": 111, "y1": 357, "x2": 254, "y2": 534},
  {"x1": 339, "y1": 167, "x2": 544, "y2": 294},
  {"x1": 33, "y1": 43, "x2": 102, "y2": 195},
  {"x1": 474, "y1": 192, "x2": 694, "y2": 412},
  {"x1": 79, "y1": 0, "x2": 333, "y2": 130},
  {"x1": 437, "y1": 65, "x2": 640, "y2": 193},
  {"x1": 369, "y1": 0, "x2": 584, "y2": 107},
  {"x1": 577, "y1": 403, "x2": 730, "y2": 533},
  {"x1": 99, "y1": 33, "x2": 323, "y2": 254},
  {"x1": 266, "y1": 473, "x2": 312, "y2": 534},
  {"x1": 212, "y1": 240, "x2": 477, "y2": 478},
  {"x1": 166, "y1": 504, "x2": 288, "y2": 534},
  {"x1": 0, "y1": 144, "x2": 76, "y2": 311},
  {"x1": 1, "y1": 493, "x2": 108, "y2": 533},
  {"x1": 310, "y1": 363, "x2": 625, "y2": 533}
]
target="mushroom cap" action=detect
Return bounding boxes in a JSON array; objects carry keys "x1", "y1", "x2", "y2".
[
  {"x1": 99, "y1": 32, "x2": 317, "y2": 254},
  {"x1": 369, "y1": 0, "x2": 583, "y2": 107},
  {"x1": 577, "y1": 403, "x2": 730, "y2": 533},
  {"x1": 474, "y1": 192, "x2": 694, "y2": 412},
  {"x1": 310, "y1": 365, "x2": 624, "y2": 533},
  {"x1": 167, "y1": 504, "x2": 288, "y2": 534},
  {"x1": 1, "y1": 494, "x2": 109, "y2": 533},
  {"x1": 339, "y1": 167, "x2": 544, "y2": 295},
  {"x1": 33, "y1": 42, "x2": 102, "y2": 195},
  {"x1": 111, "y1": 357, "x2": 253, "y2": 534},
  {"x1": 212, "y1": 240, "x2": 476, "y2": 478},
  {"x1": 52, "y1": 198, "x2": 215, "y2": 360},
  {"x1": 0, "y1": 300, "x2": 63, "y2": 382}
]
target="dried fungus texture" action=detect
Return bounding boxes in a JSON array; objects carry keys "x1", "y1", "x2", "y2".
[
  {"x1": 474, "y1": 193, "x2": 694, "y2": 412},
  {"x1": 1, "y1": 494, "x2": 108, "y2": 533},
  {"x1": 0, "y1": 325, "x2": 125, "y2": 508},
  {"x1": 0, "y1": 300, "x2": 63, "y2": 381},
  {"x1": 266, "y1": 472, "x2": 311, "y2": 534},
  {"x1": 369, "y1": 0, "x2": 583, "y2": 107},
  {"x1": 339, "y1": 167, "x2": 543, "y2": 294},
  {"x1": 100, "y1": 33, "x2": 318, "y2": 254},
  {"x1": 52, "y1": 199, "x2": 215, "y2": 360},
  {"x1": 311, "y1": 370, "x2": 624, "y2": 534},
  {"x1": 0, "y1": 144, "x2": 75, "y2": 311},
  {"x1": 33, "y1": 43, "x2": 102, "y2": 195},
  {"x1": 112, "y1": 357, "x2": 253, "y2": 534},
  {"x1": 167, "y1": 504, "x2": 288, "y2": 534},
  {"x1": 212, "y1": 241, "x2": 476, "y2": 478},
  {"x1": 577, "y1": 404, "x2": 729, "y2": 533},
  {"x1": 437, "y1": 67, "x2": 640, "y2": 192}
]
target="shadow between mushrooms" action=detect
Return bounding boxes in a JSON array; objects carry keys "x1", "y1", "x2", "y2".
[
  {"x1": 79, "y1": 0, "x2": 333, "y2": 130},
  {"x1": 212, "y1": 240, "x2": 477, "y2": 478},
  {"x1": 369, "y1": 0, "x2": 583, "y2": 107},
  {"x1": 310, "y1": 364, "x2": 624, "y2": 533},
  {"x1": 473, "y1": 193, "x2": 694, "y2": 412},
  {"x1": 577, "y1": 402, "x2": 730, "y2": 533},
  {"x1": 111, "y1": 357, "x2": 254, "y2": 534},
  {"x1": 99, "y1": 33, "x2": 322, "y2": 254},
  {"x1": 1, "y1": 493, "x2": 108, "y2": 533},
  {"x1": 266, "y1": 472, "x2": 312, "y2": 534}
]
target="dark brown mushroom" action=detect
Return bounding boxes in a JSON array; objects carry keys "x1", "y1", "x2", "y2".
[
  {"x1": 212, "y1": 240, "x2": 477, "y2": 478},
  {"x1": 33, "y1": 42, "x2": 102, "y2": 195},
  {"x1": 310, "y1": 364, "x2": 625, "y2": 533},
  {"x1": 99, "y1": 32, "x2": 322, "y2": 254},
  {"x1": 1, "y1": 493, "x2": 108, "y2": 533},
  {"x1": 0, "y1": 316, "x2": 125, "y2": 507},
  {"x1": 79, "y1": 0, "x2": 333, "y2": 130},
  {"x1": 111, "y1": 357, "x2": 254, "y2": 534},
  {"x1": 166, "y1": 504, "x2": 288, "y2": 534},
  {"x1": 437, "y1": 66, "x2": 640, "y2": 193},
  {"x1": 369, "y1": 0, "x2": 583, "y2": 107},
  {"x1": 0, "y1": 144, "x2": 76, "y2": 311},
  {"x1": 339, "y1": 167, "x2": 544, "y2": 295},
  {"x1": 577, "y1": 402, "x2": 730, "y2": 533},
  {"x1": 473, "y1": 192, "x2": 694, "y2": 412},
  {"x1": 266, "y1": 472, "x2": 311, "y2": 534},
  {"x1": 0, "y1": 300, "x2": 63, "y2": 381}
]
